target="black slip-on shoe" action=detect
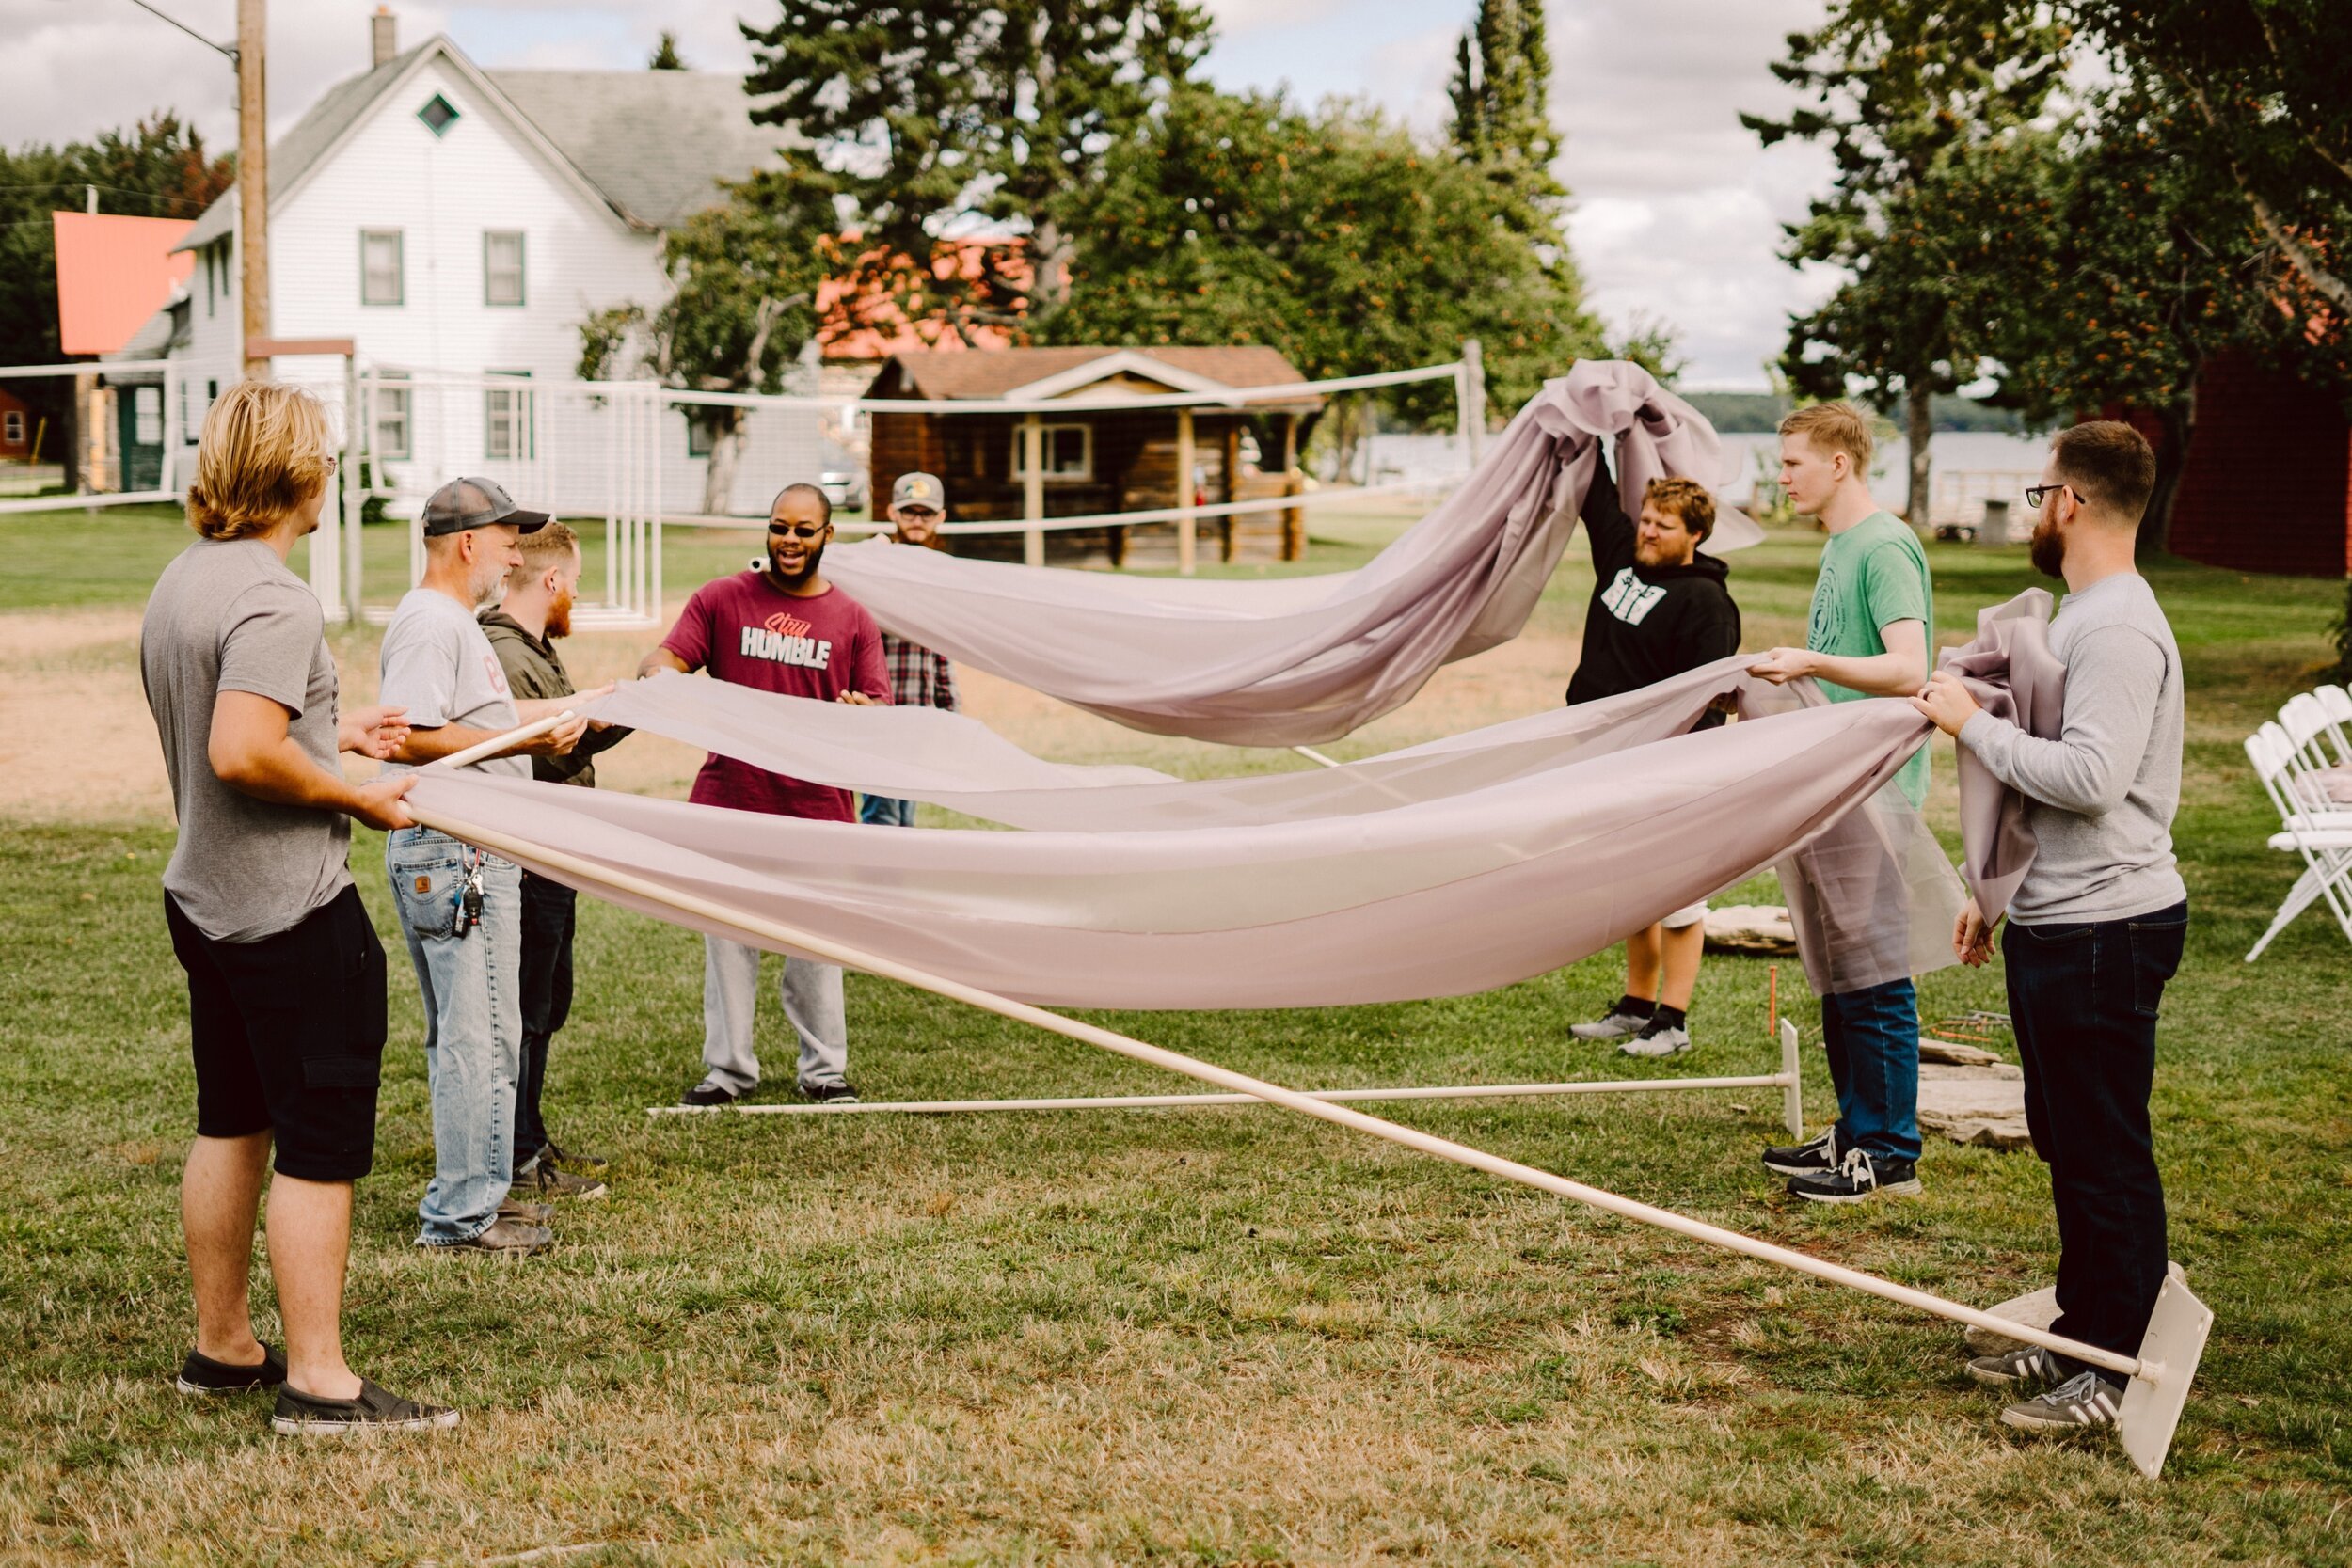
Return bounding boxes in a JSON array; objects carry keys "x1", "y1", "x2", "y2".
[
  {"x1": 272, "y1": 1378, "x2": 460, "y2": 1436},
  {"x1": 680, "y1": 1081, "x2": 740, "y2": 1109},
  {"x1": 798, "y1": 1080, "x2": 862, "y2": 1104},
  {"x1": 177, "y1": 1343, "x2": 288, "y2": 1395}
]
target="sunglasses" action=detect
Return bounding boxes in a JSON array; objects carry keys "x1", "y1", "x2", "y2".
[
  {"x1": 2023, "y1": 483, "x2": 2073, "y2": 509},
  {"x1": 766, "y1": 521, "x2": 829, "y2": 540}
]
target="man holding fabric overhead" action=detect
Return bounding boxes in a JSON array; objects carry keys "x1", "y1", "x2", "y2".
[
  {"x1": 640, "y1": 482, "x2": 891, "y2": 1108},
  {"x1": 1746, "y1": 402, "x2": 1934, "y2": 1205}
]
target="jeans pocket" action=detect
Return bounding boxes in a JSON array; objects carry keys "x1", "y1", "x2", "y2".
[
  {"x1": 389, "y1": 835, "x2": 466, "y2": 940},
  {"x1": 2126, "y1": 913, "x2": 2188, "y2": 1019}
]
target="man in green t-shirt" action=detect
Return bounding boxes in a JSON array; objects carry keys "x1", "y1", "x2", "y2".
[{"x1": 1744, "y1": 401, "x2": 1932, "y2": 1205}]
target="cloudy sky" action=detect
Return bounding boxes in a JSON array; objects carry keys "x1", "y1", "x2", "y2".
[{"x1": 6, "y1": 0, "x2": 1836, "y2": 388}]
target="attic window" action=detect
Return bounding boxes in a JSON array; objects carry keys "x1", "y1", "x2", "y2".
[{"x1": 417, "y1": 93, "x2": 460, "y2": 136}]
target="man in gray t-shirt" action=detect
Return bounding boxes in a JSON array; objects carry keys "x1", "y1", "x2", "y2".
[
  {"x1": 374, "y1": 478, "x2": 590, "y2": 1256},
  {"x1": 1915, "y1": 421, "x2": 2190, "y2": 1442}
]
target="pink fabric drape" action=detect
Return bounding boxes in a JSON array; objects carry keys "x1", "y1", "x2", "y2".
[
  {"x1": 821, "y1": 360, "x2": 1757, "y2": 747},
  {"x1": 1940, "y1": 587, "x2": 2064, "y2": 924}
]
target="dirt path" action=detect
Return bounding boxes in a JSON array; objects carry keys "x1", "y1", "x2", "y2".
[{"x1": 0, "y1": 604, "x2": 1582, "y2": 824}]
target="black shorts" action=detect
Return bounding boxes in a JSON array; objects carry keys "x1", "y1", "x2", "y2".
[{"x1": 164, "y1": 883, "x2": 389, "y2": 1181}]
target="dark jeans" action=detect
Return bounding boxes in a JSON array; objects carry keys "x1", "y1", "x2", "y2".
[
  {"x1": 859, "y1": 794, "x2": 915, "y2": 826},
  {"x1": 512, "y1": 872, "x2": 576, "y2": 1175},
  {"x1": 2005, "y1": 900, "x2": 2188, "y2": 1385},
  {"x1": 1821, "y1": 976, "x2": 1921, "y2": 1164}
]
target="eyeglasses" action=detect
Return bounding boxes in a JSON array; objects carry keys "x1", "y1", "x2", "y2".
[
  {"x1": 2023, "y1": 482, "x2": 2072, "y2": 509},
  {"x1": 896, "y1": 507, "x2": 940, "y2": 520},
  {"x1": 766, "y1": 522, "x2": 828, "y2": 539}
]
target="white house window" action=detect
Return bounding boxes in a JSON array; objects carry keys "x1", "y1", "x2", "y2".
[
  {"x1": 485, "y1": 372, "x2": 533, "y2": 461},
  {"x1": 684, "y1": 414, "x2": 714, "y2": 458},
  {"x1": 1010, "y1": 422, "x2": 1092, "y2": 482},
  {"x1": 178, "y1": 376, "x2": 192, "y2": 441},
  {"x1": 417, "y1": 93, "x2": 460, "y2": 136},
  {"x1": 133, "y1": 387, "x2": 162, "y2": 445},
  {"x1": 3, "y1": 410, "x2": 22, "y2": 445},
  {"x1": 360, "y1": 230, "x2": 404, "y2": 306},
  {"x1": 483, "y1": 230, "x2": 526, "y2": 307},
  {"x1": 374, "y1": 373, "x2": 412, "y2": 460}
]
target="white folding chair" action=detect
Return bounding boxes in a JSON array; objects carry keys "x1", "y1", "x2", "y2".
[
  {"x1": 2313, "y1": 684, "x2": 2352, "y2": 767},
  {"x1": 2244, "y1": 721, "x2": 2352, "y2": 960}
]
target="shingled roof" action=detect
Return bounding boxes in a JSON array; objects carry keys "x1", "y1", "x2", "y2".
[
  {"x1": 868, "y1": 346, "x2": 1322, "y2": 406},
  {"x1": 176, "y1": 35, "x2": 784, "y2": 252}
]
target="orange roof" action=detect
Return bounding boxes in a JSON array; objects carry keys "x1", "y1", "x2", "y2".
[{"x1": 54, "y1": 213, "x2": 195, "y2": 356}]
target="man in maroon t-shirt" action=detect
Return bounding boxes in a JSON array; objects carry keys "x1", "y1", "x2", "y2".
[{"x1": 638, "y1": 483, "x2": 889, "y2": 1107}]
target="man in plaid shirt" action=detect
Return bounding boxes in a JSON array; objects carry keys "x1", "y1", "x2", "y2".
[{"x1": 860, "y1": 471, "x2": 958, "y2": 826}]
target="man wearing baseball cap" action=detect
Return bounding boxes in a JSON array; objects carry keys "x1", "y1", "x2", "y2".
[
  {"x1": 373, "y1": 478, "x2": 601, "y2": 1255},
  {"x1": 858, "y1": 471, "x2": 960, "y2": 827}
]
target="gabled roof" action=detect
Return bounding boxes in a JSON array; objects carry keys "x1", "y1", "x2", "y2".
[
  {"x1": 176, "y1": 35, "x2": 786, "y2": 251},
  {"x1": 53, "y1": 212, "x2": 194, "y2": 355},
  {"x1": 869, "y1": 346, "x2": 1319, "y2": 405}
]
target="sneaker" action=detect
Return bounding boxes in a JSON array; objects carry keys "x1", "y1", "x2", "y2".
[
  {"x1": 541, "y1": 1140, "x2": 609, "y2": 1176},
  {"x1": 495, "y1": 1197, "x2": 554, "y2": 1225},
  {"x1": 1999, "y1": 1370, "x2": 2123, "y2": 1433},
  {"x1": 679, "y1": 1080, "x2": 740, "y2": 1109},
  {"x1": 799, "y1": 1080, "x2": 862, "y2": 1104},
  {"x1": 1618, "y1": 1019, "x2": 1692, "y2": 1058},
  {"x1": 176, "y1": 1343, "x2": 288, "y2": 1395},
  {"x1": 1571, "y1": 1007, "x2": 1651, "y2": 1042},
  {"x1": 524, "y1": 1164, "x2": 608, "y2": 1201},
  {"x1": 1761, "y1": 1126, "x2": 1839, "y2": 1178},
  {"x1": 1787, "y1": 1148, "x2": 1921, "y2": 1204},
  {"x1": 421, "y1": 1216, "x2": 554, "y2": 1255},
  {"x1": 1967, "y1": 1345, "x2": 2067, "y2": 1391},
  {"x1": 272, "y1": 1378, "x2": 461, "y2": 1436}
]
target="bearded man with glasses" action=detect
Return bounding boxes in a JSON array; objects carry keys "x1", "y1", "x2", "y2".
[{"x1": 639, "y1": 482, "x2": 890, "y2": 1107}]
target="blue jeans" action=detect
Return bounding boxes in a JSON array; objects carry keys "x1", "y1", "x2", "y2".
[
  {"x1": 859, "y1": 794, "x2": 915, "y2": 827},
  {"x1": 1820, "y1": 977, "x2": 1921, "y2": 1163},
  {"x1": 388, "y1": 827, "x2": 521, "y2": 1244},
  {"x1": 2006, "y1": 902, "x2": 2187, "y2": 1383}
]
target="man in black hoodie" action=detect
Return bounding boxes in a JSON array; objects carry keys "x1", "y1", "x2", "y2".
[{"x1": 1563, "y1": 467, "x2": 1742, "y2": 1058}]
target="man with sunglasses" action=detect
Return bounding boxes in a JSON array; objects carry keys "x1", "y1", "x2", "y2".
[
  {"x1": 639, "y1": 483, "x2": 890, "y2": 1107},
  {"x1": 858, "y1": 471, "x2": 960, "y2": 827}
]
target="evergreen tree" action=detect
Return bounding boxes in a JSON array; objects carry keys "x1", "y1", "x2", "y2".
[
  {"x1": 1446, "y1": 0, "x2": 1566, "y2": 245},
  {"x1": 648, "y1": 31, "x2": 686, "y2": 70}
]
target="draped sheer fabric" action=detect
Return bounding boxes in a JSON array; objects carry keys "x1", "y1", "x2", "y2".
[{"x1": 821, "y1": 360, "x2": 1760, "y2": 747}]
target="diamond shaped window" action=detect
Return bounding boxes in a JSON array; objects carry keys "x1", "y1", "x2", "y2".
[{"x1": 417, "y1": 93, "x2": 460, "y2": 137}]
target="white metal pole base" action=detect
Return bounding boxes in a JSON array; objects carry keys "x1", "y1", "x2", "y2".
[{"x1": 2118, "y1": 1275, "x2": 2215, "y2": 1480}]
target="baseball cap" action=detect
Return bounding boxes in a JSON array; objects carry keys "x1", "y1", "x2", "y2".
[
  {"x1": 421, "y1": 476, "x2": 549, "y2": 536},
  {"x1": 892, "y1": 471, "x2": 946, "y2": 511}
]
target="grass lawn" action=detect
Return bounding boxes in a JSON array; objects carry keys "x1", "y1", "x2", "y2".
[{"x1": 0, "y1": 499, "x2": 2347, "y2": 1563}]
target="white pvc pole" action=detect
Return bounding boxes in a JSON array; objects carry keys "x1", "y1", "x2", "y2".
[
  {"x1": 422, "y1": 710, "x2": 572, "y2": 773},
  {"x1": 652, "y1": 1072, "x2": 1798, "y2": 1118},
  {"x1": 407, "y1": 796, "x2": 2141, "y2": 1382}
]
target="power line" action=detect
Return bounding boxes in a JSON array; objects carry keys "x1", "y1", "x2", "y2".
[
  {"x1": 0, "y1": 183, "x2": 213, "y2": 214},
  {"x1": 115, "y1": 0, "x2": 239, "y2": 66}
]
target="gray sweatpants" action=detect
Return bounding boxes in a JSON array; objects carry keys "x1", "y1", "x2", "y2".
[{"x1": 699, "y1": 935, "x2": 849, "y2": 1094}]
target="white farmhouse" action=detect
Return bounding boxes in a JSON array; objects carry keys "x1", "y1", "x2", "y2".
[{"x1": 161, "y1": 10, "x2": 820, "y2": 519}]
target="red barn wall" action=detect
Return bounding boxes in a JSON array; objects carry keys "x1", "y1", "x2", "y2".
[{"x1": 2167, "y1": 352, "x2": 2352, "y2": 578}]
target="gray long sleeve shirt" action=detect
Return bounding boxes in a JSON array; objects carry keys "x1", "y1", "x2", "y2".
[{"x1": 1957, "y1": 571, "x2": 2187, "y2": 925}]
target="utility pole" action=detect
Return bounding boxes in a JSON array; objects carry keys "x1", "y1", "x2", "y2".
[{"x1": 237, "y1": 0, "x2": 271, "y2": 381}]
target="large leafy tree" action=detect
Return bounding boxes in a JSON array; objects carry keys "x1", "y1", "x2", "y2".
[
  {"x1": 1746, "y1": 1, "x2": 2067, "y2": 521},
  {"x1": 579, "y1": 182, "x2": 830, "y2": 515},
  {"x1": 739, "y1": 0, "x2": 1212, "y2": 341},
  {"x1": 0, "y1": 113, "x2": 231, "y2": 437},
  {"x1": 1039, "y1": 87, "x2": 1604, "y2": 452}
]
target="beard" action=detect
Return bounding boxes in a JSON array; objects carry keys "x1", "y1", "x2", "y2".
[
  {"x1": 546, "y1": 585, "x2": 575, "y2": 639},
  {"x1": 2027, "y1": 516, "x2": 2066, "y2": 580},
  {"x1": 769, "y1": 541, "x2": 826, "y2": 583}
]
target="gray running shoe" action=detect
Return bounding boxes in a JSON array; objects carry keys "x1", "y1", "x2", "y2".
[
  {"x1": 272, "y1": 1378, "x2": 460, "y2": 1436},
  {"x1": 1618, "y1": 1022, "x2": 1692, "y2": 1058},
  {"x1": 1999, "y1": 1370, "x2": 2122, "y2": 1433},
  {"x1": 1967, "y1": 1345, "x2": 2065, "y2": 1391},
  {"x1": 1571, "y1": 1007, "x2": 1651, "y2": 1042}
]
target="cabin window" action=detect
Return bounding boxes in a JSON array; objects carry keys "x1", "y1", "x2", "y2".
[
  {"x1": 360, "y1": 230, "x2": 405, "y2": 306},
  {"x1": 133, "y1": 387, "x2": 163, "y2": 445},
  {"x1": 1009, "y1": 421, "x2": 1092, "y2": 482},
  {"x1": 484, "y1": 230, "x2": 525, "y2": 307}
]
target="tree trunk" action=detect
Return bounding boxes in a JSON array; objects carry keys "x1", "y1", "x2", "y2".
[
  {"x1": 1904, "y1": 383, "x2": 1933, "y2": 528},
  {"x1": 2137, "y1": 388, "x2": 2196, "y2": 563},
  {"x1": 702, "y1": 409, "x2": 746, "y2": 515}
]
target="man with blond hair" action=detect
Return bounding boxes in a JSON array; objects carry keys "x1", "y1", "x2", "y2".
[
  {"x1": 1748, "y1": 401, "x2": 1934, "y2": 1204},
  {"x1": 376, "y1": 479, "x2": 596, "y2": 1256},
  {"x1": 480, "y1": 521, "x2": 628, "y2": 1198},
  {"x1": 142, "y1": 379, "x2": 456, "y2": 1433},
  {"x1": 1564, "y1": 466, "x2": 1742, "y2": 1059}
]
